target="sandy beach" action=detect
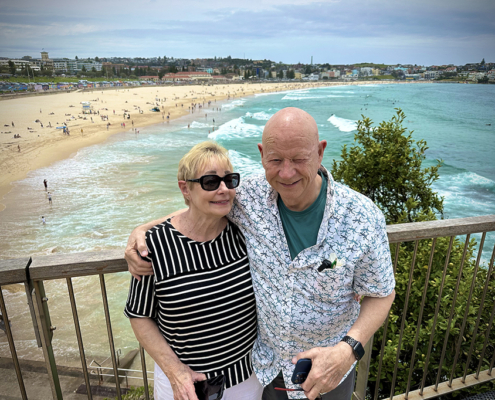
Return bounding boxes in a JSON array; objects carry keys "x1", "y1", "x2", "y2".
[
  {"x1": 0, "y1": 80, "x2": 410, "y2": 212},
  {"x1": 0, "y1": 82, "x2": 328, "y2": 211}
]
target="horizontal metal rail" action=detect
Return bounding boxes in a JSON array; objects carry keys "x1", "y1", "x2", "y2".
[{"x1": 1, "y1": 216, "x2": 493, "y2": 285}]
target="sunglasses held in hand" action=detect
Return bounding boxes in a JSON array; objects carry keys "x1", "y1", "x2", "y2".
[
  {"x1": 194, "y1": 374, "x2": 226, "y2": 400},
  {"x1": 187, "y1": 173, "x2": 240, "y2": 191}
]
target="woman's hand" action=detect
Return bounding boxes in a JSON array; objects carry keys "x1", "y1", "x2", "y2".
[{"x1": 167, "y1": 362, "x2": 207, "y2": 400}]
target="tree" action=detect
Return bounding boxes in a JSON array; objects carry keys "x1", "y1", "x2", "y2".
[
  {"x1": 169, "y1": 65, "x2": 178, "y2": 73},
  {"x1": 75, "y1": 55, "x2": 78, "y2": 60},
  {"x1": 287, "y1": 69, "x2": 295, "y2": 79},
  {"x1": 480, "y1": 58, "x2": 485, "y2": 65},
  {"x1": 95, "y1": 56, "x2": 99, "y2": 62},
  {"x1": 158, "y1": 68, "x2": 166, "y2": 80},
  {"x1": 277, "y1": 70, "x2": 284, "y2": 79},
  {"x1": 81, "y1": 65, "x2": 87, "y2": 73},
  {"x1": 8, "y1": 60, "x2": 16, "y2": 75},
  {"x1": 332, "y1": 109, "x2": 443, "y2": 224},
  {"x1": 331, "y1": 110, "x2": 495, "y2": 398}
]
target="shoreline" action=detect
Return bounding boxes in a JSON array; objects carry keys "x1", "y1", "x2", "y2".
[{"x1": 0, "y1": 80, "x2": 425, "y2": 212}]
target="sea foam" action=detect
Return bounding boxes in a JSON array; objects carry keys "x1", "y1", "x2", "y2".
[
  {"x1": 190, "y1": 121, "x2": 210, "y2": 129},
  {"x1": 245, "y1": 111, "x2": 272, "y2": 121},
  {"x1": 222, "y1": 99, "x2": 246, "y2": 111},
  {"x1": 208, "y1": 117, "x2": 264, "y2": 140},
  {"x1": 228, "y1": 150, "x2": 264, "y2": 177},
  {"x1": 328, "y1": 115, "x2": 358, "y2": 132}
]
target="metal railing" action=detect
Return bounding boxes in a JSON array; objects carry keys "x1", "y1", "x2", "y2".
[{"x1": 0, "y1": 215, "x2": 494, "y2": 400}]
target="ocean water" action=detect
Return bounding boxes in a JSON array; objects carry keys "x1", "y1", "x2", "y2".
[{"x1": 1, "y1": 83, "x2": 494, "y2": 365}]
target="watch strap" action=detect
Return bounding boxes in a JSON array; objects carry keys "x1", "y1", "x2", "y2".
[{"x1": 341, "y1": 335, "x2": 365, "y2": 361}]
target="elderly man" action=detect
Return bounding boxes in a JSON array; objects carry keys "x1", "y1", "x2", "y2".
[{"x1": 125, "y1": 107, "x2": 395, "y2": 400}]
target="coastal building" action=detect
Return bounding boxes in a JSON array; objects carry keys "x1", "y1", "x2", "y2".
[
  {"x1": 196, "y1": 67, "x2": 214, "y2": 74},
  {"x1": 404, "y1": 74, "x2": 422, "y2": 80},
  {"x1": 67, "y1": 60, "x2": 103, "y2": 73},
  {"x1": 0, "y1": 59, "x2": 31, "y2": 71},
  {"x1": 163, "y1": 71, "x2": 212, "y2": 81},
  {"x1": 140, "y1": 76, "x2": 159, "y2": 82},
  {"x1": 424, "y1": 70, "x2": 442, "y2": 80},
  {"x1": 51, "y1": 59, "x2": 69, "y2": 72},
  {"x1": 360, "y1": 67, "x2": 373, "y2": 76}
]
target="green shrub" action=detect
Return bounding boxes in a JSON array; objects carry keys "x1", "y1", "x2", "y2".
[{"x1": 332, "y1": 110, "x2": 495, "y2": 398}]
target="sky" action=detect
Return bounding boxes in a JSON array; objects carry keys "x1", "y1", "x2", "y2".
[{"x1": 0, "y1": 0, "x2": 494, "y2": 66}]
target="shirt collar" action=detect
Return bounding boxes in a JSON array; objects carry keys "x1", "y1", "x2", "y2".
[{"x1": 265, "y1": 165, "x2": 335, "y2": 219}]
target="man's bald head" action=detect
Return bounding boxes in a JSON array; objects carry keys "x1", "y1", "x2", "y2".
[
  {"x1": 258, "y1": 107, "x2": 327, "y2": 211},
  {"x1": 262, "y1": 107, "x2": 319, "y2": 147}
]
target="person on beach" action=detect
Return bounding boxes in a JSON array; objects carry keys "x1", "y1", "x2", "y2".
[
  {"x1": 18, "y1": 145, "x2": 20, "y2": 152},
  {"x1": 41, "y1": 216, "x2": 46, "y2": 225},
  {"x1": 125, "y1": 142, "x2": 262, "y2": 400},
  {"x1": 43, "y1": 179, "x2": 48, "y2": 190},
  {"x1": 125, "y1": 107, "x2": 395, "y2": 400},
  {"x1": 47, "y1": 192, "x2": 52, "y2": 205}
]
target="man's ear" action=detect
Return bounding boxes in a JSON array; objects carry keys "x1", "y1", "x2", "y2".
[
  {"x1": 318, "y1": 140, "x2": 327, "y2": 162},
  {"x1": 257, "y1": 143, "x2": 263, "y2": 159}
]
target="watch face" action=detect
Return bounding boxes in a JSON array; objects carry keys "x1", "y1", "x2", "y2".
[{"x1": 354, "y1": 342, "x2": 365, "y2": 360}]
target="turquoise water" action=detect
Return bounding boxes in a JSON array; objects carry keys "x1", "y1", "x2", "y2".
[{"x1": 1, "y1": 83, "x2": 494, "y2": 364}]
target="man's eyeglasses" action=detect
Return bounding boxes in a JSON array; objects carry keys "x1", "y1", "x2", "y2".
[{"x1": 186, "y1": 173, "x2": 240, "y2": 191}]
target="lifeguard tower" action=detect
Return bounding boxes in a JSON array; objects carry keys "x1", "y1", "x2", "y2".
[{"x1": 81, "y1": 101, "x2": 93, "y2": 114}]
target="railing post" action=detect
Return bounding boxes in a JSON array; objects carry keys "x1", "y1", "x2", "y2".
[
  {"x1": 140, "y1": 344, "x2": 150, "y2": 400},
  {"x1": 354, "y1": 335, "x2": 374, "y2": 400},
  {"x1": 32, "y1": 280, "x2": 63, "y2": 399},
  {"x1": 0, "y1": 286, "x2": 28, "y2": 400}
]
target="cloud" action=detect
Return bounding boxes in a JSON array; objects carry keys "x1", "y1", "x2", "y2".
[{"x1": 0, "y1": 0, "x2": 493, "y2": 64}]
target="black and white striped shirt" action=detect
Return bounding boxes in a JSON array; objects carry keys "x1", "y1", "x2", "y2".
[{"x1": 124, "y1": 218, "x2": 258, "y2": 388}]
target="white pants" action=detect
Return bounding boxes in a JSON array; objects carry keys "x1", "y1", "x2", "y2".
[{"x1": 154, "y1": 362, "x2": 263, "y2": 400}]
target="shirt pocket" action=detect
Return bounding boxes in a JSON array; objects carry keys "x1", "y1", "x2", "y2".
[{"x1": 314, "y1": 267, "x2": 350, "y2": 302}]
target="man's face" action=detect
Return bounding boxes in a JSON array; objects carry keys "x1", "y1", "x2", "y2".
[{"x1": 258, "y1": 129, "x2": 326, "y2": 211}]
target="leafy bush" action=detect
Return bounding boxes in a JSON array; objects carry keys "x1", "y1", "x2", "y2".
[
  {"x1": 105, "y1": 385, "x2": 153, "y2": 400},
  {"x1": 332, "y1": 110, "x2": 495, "y2": 398}
]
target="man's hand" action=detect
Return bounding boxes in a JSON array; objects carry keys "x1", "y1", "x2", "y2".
[
  {"x1": 124, "y1": 225, "x2": 153, "y2": 281},
  {"x1": 292, "y1": 343, "x2": 355, "y2": 400},
  {"x1": 166, "y1": 361, "x2": 206, "y2": 400}
]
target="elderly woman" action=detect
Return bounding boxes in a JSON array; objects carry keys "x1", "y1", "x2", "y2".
[{"x1": 124, "y1": 141, "x2": 263, "y2": 400}]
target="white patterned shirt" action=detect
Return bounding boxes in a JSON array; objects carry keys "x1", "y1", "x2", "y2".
[{"x1": 229, "y1": 166, "x2": 395, "y2": 396}]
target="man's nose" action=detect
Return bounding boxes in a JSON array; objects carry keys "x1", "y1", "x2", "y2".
[{"x1": 279, "y1": 160, "x2": 296, "y2": 180}]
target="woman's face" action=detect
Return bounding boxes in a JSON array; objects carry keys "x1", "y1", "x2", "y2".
[{"x1": 185, "y1": 159, "x2": 236, "y2": 219}]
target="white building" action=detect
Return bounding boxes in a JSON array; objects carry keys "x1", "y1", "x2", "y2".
[
  {"x1": 360, "y1": 67, "x2": 373, "y2": 76},
  {"x1": 0, "y1": 59, "x2": 31, "y2": 71}
]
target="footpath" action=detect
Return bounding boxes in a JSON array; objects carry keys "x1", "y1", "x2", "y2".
[{"x1": 0, "y1": 357, "x2": 136, "y2": 399}]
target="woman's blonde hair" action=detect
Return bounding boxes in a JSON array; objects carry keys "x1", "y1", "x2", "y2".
[{"x1": 178, "y1": 141, "x2": 233, "y2": 205}]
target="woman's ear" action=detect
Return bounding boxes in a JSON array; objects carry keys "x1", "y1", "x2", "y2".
[{"x1": 178, "y1": 181, "x2": 190, "y2": 201}]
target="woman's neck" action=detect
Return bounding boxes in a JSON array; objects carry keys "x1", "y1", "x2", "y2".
[{"x1": 171, "y1": 209, "x2": 228, "y2": 242}]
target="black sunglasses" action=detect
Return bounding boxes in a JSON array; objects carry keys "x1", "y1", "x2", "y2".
[{"x1": 187, "y1": 173, "x2": 240, "y2": 191}]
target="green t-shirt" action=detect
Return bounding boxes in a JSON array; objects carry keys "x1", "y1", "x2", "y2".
[{"x1": 277, "y1": 172, "x2": 328, "y2": 260}]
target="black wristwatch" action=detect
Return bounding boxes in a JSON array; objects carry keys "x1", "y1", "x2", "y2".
[{"x1": 341, "y1": 335, "x2": 365, "y2": 361}]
